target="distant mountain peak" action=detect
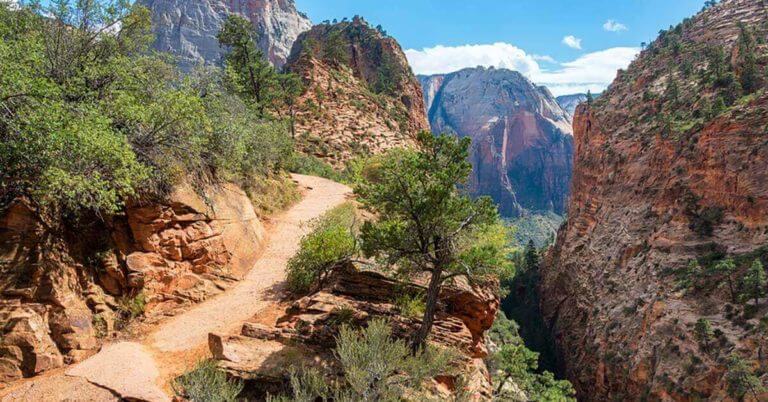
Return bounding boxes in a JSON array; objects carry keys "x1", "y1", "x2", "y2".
[{"x1": 420, "y1": 67, "x2": 573, "y2": 217}]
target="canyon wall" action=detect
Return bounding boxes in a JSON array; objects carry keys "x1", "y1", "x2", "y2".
[{"x1": 541, "y1": 0, "x2": 768, "y2": 399}]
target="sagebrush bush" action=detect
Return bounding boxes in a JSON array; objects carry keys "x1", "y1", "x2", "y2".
[
  {"x1": 272, "y1": 319, "x2": 458, "y2": 401},
  {"x1": 286, "y1": 203, "x2": 357, "y2": 294},
  {"x1": 173, "y1": 360, "x2": 243, "y2": 402}
]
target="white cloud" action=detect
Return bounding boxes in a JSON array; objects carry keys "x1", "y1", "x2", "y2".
[
  {"x1": 536, "y1": 47, "x2": 640, "y2": 95},
  {"x1": 603, "y1": 20, "x2": 628, "y2": 32},
  {"x1": 532, "y1": 54, "x2": 556, "y2": 63},
  {"x1": 562, "y1": 35, "x2": 582, "y2": 50},
  {"x1": 404, "y1": 43, "x2": 542, "y2": 77},
  {"x1": 406, "y1": 42, "x2": 639, "y2": 96}
]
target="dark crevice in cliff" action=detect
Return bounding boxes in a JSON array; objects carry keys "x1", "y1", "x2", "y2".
[{"x1": 501, "y1": 248, "x2": 564, "y2": 376}]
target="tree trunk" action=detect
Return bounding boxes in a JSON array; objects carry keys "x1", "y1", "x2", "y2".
[{"x1": 412, "y1": 267, "x2": 443, "y2": 353}]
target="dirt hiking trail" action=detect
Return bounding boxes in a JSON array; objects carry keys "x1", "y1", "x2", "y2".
[{"x1": 0, "y1": 175, "x2": 352, "y2": 402}]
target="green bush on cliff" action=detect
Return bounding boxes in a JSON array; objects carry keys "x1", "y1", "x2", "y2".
[
  {"x1": 174, "y1": 360, "x2": 244, "y2": 402},
  {"x1": 286, "y1": 203, "x2": 358, "y2": 294},
  {"x1": 268, "y1": 319, "x2": 458, "y2": 401}
]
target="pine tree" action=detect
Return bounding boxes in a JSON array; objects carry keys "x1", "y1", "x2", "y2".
[
  {"x1": 218, "y1": 15, "x2": 279, "y2": 117},
  {"x1": 742, "y1": 260, "x2": 767, "y2": 306},
  {"x1": 713, "y1": 258, "x2": 738, "y2": 303},
  {"x1": 738, "y1": 23, "x2": 760, "y2": 94},
  {"x1": 524, "y1": 240, "x2": 540, "y2": 271},
  {"x1": 694, "y1": 318, "x2": 714, "y2": 351}
]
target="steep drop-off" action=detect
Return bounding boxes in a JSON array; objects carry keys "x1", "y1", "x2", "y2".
[
  {"x1": 541, "y1": 0, "x2": 768, "y2": 400},
  {"x1": 421, "y1": 68, "x2": 573, "y2": 217},
  {"x1": 286, "y1": 18, "x2": 429, "y2": 166},
  {"x1": 139, "y1": 0, "x2": 311, "y2": 70}
]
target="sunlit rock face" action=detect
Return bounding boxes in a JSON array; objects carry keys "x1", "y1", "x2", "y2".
[
  {"x1": 140, "y1": 0, "x2": 312, "y2": 70},
  {"x1": 420, "y1": 67, "x2": 573, "y2": 217}
]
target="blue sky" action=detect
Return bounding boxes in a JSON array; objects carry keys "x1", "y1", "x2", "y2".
[{"x1": 295, "y1": 0, "x2": 707, "y2": 95}]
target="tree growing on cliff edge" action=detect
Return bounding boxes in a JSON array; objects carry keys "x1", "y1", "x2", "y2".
[
  {"x1": 741, "y1": 260, "x2": 767, "y2": 307},
  {"x1": 357, "y1": 132, "x2": 513, "y2": 352}
]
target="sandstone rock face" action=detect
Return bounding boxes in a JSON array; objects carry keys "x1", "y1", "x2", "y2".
[
  {"x1": 139, "y1": 0, "x2": 311, "y2": 70},
  {"x1": 555, "y1": 93, "x2": 588, "y2": 122},
  {"x1": 286, "y1": 18, "x2": 429, "y2": 166},
  {"x1": 0, "y1": 183, "x2": 265, "y2": 384},
  {"x1": 210, "y1": 265, "x2": 499, "y2": 399},
  {"x1": 420, "y1": 68, "x2": 574, "y2": 217},
  {"x1": 540, "y1": 1, "x2": 768, "y2": 400}
]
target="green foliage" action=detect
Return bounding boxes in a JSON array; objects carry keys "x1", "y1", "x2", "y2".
[
  {"x1": 1, "y1": 3, "x2": 297, "y2": 217},
  {"x1": 218, "y1": 15, "x2": 302, "y2": 118},
  {"x1": 173, "y1": 360, "x2": 244, "y2": 402},
  {"x1": 394, "y1": 293, "x2": 426, "y2": 319},
  {"x1": 737, "y1": 23, "x2": 760, "y2": 94},
  {"x1": 489, "y1": 312, "x2": 576, "y2": 401},
  {"x1": 287, "y1": 153, "x2": 342, "y2": 182},
  {"x1": 740, "y1": 259, "x2": 767, "y2": 306},
  {"x1": 725, "y1": 355, "x2": 765, "y2": 400},
  {"x1": 273, "y1": 319, "x2": 458, "y2": 402},
  {"x1": 357, "y1": 132, "x2": 513, "y2": 350},
  {"x1": 286, "y1": 203, "x2": 358, "y2": 294},
  {"x1": 712, "y1": 258, "x2": 738, "y2": 303},
  {"x1": 676, "y1": 259, "x2": 704, "y2": 290},
  {"x1": 323, "y1": 28, "x2": 350, "y2": 66},
  {"x1": 693, "y1": 318, "x2": 714, "y2": 351},
  {"x1": 507, "y1": 212, "x2": 563, "y2": 248},
  {"x1": 117, "y1": 292, "x2": 146, "y2": 321}
]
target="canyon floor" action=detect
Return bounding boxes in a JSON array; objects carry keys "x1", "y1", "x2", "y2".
[{"x1": 0, "y1": 175, "x2": 352, "y2": 402}]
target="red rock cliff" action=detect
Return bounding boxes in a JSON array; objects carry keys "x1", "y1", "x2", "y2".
[
  {"x1": 541, "y1": 0, "x2": 768, "y2": 400},
  {"x1": 285, "y1": 17, "x2": 429, "y2": 166}
]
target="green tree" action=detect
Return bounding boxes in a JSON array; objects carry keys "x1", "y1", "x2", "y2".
[
  {"x1": 741, "y1": 259, "x2": 767, "y2": 306},
  {"x1": 488, "y1": 313, "x2": 576, "y2": 401},
  {"x1": 725, "y1": 355, "x2": 765, "y2": 401},
  {"x1": 217, "y1": 15, "x2": 278, "y2": 117},
  {"x1": 694, "y1": 318, "x2": 714, "y2": 351},
  {"x1": 737, "y1": 23, "x2": 760, "y2": 94},
  {"x1": 357, "y1": 132, "x2": 513, "y2": 351},
  {"x1": 323, "y1": 28, "x2": 349, "y2": 66},
  {"x1": 713, "y1": 258, "x2": 738, "y2": 303},
  {"x1": 524, "y1": 240, "x2": 540, "y2": 271}
]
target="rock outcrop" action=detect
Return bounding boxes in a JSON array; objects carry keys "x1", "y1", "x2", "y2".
[
  {"x1": 139, "y1": 0, "x2": 311, "y2": 70},
  {"x1": 541, "y1": 0, "x2": 768, "y2": 400},
  {"x1": 0, "y1": 183, "x2": 265, "y2": 384},
  {"x1": 420, "y1": 68, "x2": 573, "y2": 217},
  {"x1": 286, "y1": 17, "x2": 429, "y2": 166},
  {"x1": 209, "y1": 264, "x2": 500, "y2": 399}
]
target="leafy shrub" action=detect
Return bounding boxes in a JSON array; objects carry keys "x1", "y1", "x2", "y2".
[
  {"x1": 287, "y1": 153, "x2": 341, "y2": 181},
  {"x1": 173, "y1": 360, "x2": 243, "y2": 402},
  {"x1": 117, "y1": 292, "x2": 147, "y2": 321},
  {"x1": 272, "y1": 319, "x2": 457, "y2": 401},
  {"x1": 286, "y1": 203, "x2": 357, "y2": 294},
  {"x1": 394, "y1": 293, "x2": 425, "y2": 319},
  {"x1": 1, "y1": 4, "x2": 296, "y2": 216}
]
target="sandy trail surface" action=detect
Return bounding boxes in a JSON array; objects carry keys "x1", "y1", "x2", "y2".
[{"x1": 0, "y1": 175, "x2": 351, "y2": 402}]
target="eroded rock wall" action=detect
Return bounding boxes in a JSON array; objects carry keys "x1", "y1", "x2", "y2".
[{"x1": 0, "y1": 183, "x2": 265, "y2": 384}]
